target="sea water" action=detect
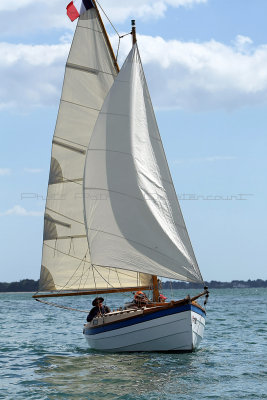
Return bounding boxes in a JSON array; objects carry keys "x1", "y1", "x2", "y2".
[{"x1": 0, "y1": 288, "x2": 266, "y2": 400}]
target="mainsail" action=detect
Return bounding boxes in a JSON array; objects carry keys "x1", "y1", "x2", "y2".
[
  {"x1": 39, "y1": 6, "x2": 151, "y2": 292},
  {"x1": 83, "y1": 44, "x2": 203, "y2": 283}
]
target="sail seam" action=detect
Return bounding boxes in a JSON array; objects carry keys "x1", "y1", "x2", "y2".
[
  {"x1": 100, "y1": 111, "x2": 128, "y2": 118},
  {"x1": 88, "y1": 227, "x2": 195, "y2": 277},
  {"x1": 91, "y1": 264, "x2": 196, "y2": 282},
  {"x1": 77, "y1": 25, "x2": 103, "y2": 34},
  {"x1": 45, "y1": 235, "x2": 87, "y2": 240},
  {"x1": 86, "y1": 149, "x2": 171, "y2": 183},
  {"x1": 84, "y1": 186, "x2": 180, "y2": 205},
  {"x1": 45, "y1": 207, "x2": 84, "y2": 225},
  {"x1": 61, "y1": 99, "x2": 101, "y2": 112},
  {"x1": 49, "y1": 177, "x2": 83, "y2": 186},
  {"x1": 44, "y1": 214, "x2": 71, "y2": 229},
  {"x1": 44, "y1": 242, "x2": 90, "y2": 263},
  {"x1": 66, "y1": 62, "x2": 116, "y2": 77},
  {"x1": 53, "y1": 136, "x2": 88, "y2": 149},
  {"x1": 53, "y1": 139, "x2": 86, "y2": 154},
  {"x1": 66, "y1": 63, "x2": 99, "y2": 75}
]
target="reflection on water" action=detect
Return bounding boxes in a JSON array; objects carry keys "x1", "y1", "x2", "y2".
[{"x1": 35, "y1": 350, "x2": 202, "y2": 400}]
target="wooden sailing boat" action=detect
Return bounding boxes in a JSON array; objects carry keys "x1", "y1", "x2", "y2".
[{"x1": 33, "y1": 0, "x2": 209, "y2": 352}]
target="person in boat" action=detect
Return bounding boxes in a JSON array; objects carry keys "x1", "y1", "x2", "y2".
[
  {"x1": 86, "y1": 297, "x2": 111, "y2": 322},
  {"x1": 125, "y1": 291, "x2": 149, "y2": 309},
  {"x1": 158, "y1": 294, "x2": 167, "y2": 303},
  {"x1": 135, "y1": 291, "x2": 149, "y2": 305}
]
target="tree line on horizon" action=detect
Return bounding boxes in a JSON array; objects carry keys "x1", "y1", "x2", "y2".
[{"x1": 0, "y1": 278, "x2": 266, "y2": 292}]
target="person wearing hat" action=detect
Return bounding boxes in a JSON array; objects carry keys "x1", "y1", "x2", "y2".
[
  {"x1": 158, "y1": 294, "x2": 167, "y2": 303},
  {"x1": 86, "y1": 297, "x2": 111, "y2": 322},
  {"x1": 124, "y1": 291, "x2": 149, "y2": 309},
  {"x1": 134, "y1": 291, "x2": 149, "y2": 307}
]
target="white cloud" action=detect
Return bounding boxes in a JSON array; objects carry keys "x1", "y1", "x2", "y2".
[
  {"x1": 0, "y1": 205, "x2": 43, "y2": 217},
  {"x1": 233, "y1": 35, "x2": 253, "y2": 54},
  {"x1": 174, "y1": 156, "x2": 236, "y2": 164},
  {"x1": 1, "y1": 34, "x2": 267, "y2": 111},
  {"x1": 24, "y1": 168, "x2": 43, "y2": 173},
  {"x1": 97, "y1": 0, "x2": 207, "y2": 23},
  {"x1": 0, "y1": 0, "x2": 207, "y2": 26},
  {"x1": 0, "y1": 0, "x2": 44, "y2": 11},
  {"x1": 0, "y1": 168, "x2": 11, "y2": 175},
  {"x1": 116, "y1": 33, "x2": 267, "y2": 110},
  {"x1": 0, "y1": 42, "x2": 70, "y2": 109}
]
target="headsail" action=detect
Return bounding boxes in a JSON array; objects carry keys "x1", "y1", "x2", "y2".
[
  {"x1": 84, "y1": 44, "x2": 203, "y2": 283},
  {"x1": 39, "y1": 5, "x2": 151, "y2": 292}
]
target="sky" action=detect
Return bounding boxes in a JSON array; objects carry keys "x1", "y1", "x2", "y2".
[{"x1": 0, "y1": 0, "x2": 266, "y2": 283}]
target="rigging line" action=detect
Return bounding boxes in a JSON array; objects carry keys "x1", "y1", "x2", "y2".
[
  {"x1": 35, "y1": 298, "x2": 89, "y2": 313},
  {"x1": 77, "y1": 262, "x2": 85, "y2": 291},
  {"x1": 54, "y1": 238, "x2": 57, "y2": 257},
  {"x1": 115, "y1": 32, "x2": 132, "y2": 61},
  {"x1": 94, "y1": 0, "x2": 131, "y2": 62},
  {"x1": 107, "y1": 267, "x2": 111, "y2": 289},
  {"x1": 43, "y1": 243, "x2": 156, "y2": 282},
  {"x1": 115, "y1": 268, "x2": 122, "y2": 288},
  {"x1": 87, "y1": 228, "x2": 195, "y2": 277},
  {"x1": 56, "y1": 250, "x2": 89, "y2": 294},
  {"x1": 92, "y1": 266, "x2": 97, "y2": 295},
  {"x1": 77, "y1": 254, "x2": 89, "y2": 291},
  {"x1": 80, "y1": 263, "x2": 92, "y2": 291},
  {"x1": 92, "y1": 265, "x2": 116, "y2": 289},
  {"x1": 115, "y1": 36, "x2": 121, "y2": 62},
  {"x1": 95, "y1": 0, "x2": 120, "y2": 37}
]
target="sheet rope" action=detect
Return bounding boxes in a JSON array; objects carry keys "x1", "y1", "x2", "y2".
[{"x1": 35, "y1": 298, "x2": 89, "y2": 313}]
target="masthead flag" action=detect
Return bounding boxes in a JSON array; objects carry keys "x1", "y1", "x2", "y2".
[
  {"x1": 66, "y1": 1, "x2": 79, "y2": 21},
  {"x1": 67, "y1": 0, "x2": 94, "y2": 22}
]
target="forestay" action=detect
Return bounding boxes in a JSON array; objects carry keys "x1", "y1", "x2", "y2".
[
  {"x1": 84, "y1": 44, "x2": 203, "y2": 283},
  {"x1": 39, "y1": 7, "x2": 151, "y2": 292}
]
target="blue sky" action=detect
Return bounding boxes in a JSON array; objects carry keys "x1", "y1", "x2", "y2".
[{"x1": 0, "y1": 0, "x2": 266, "y2": 282}]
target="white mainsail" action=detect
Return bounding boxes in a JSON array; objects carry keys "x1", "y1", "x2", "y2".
[
  {"x1": 40, "y1": 7, "x2": 151, "y2": 292},
  {"x1": 83, "y1": 44, "x2": 203, "y2": 283}
]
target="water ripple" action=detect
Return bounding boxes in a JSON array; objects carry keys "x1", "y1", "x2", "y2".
[{"x1": 1, "y1": 289, "x2": 267, "y2": 399}]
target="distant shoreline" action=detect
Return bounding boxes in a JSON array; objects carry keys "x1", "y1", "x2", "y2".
[{"x1": 0, "y1": 278, "x2": 266, "y2": 292}]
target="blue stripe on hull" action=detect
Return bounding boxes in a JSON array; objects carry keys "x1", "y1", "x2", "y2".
[{"x1": 84, "y1": 304, "x2": 205, "y2": 336}]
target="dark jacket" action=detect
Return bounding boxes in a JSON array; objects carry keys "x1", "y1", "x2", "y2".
[{"x1": 86, "y1": 305, "x2": 111, "y2": 322}]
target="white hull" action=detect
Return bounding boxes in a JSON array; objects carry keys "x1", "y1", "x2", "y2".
[{"x1": 83, "y1": 303, "x2": 205, "y2": 352}]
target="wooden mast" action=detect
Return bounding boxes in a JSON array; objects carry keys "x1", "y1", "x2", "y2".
[
  {"x1": 91, "y1": 0, "x2": 119, "y2": 73},
  {"x1": 152, "y1": 276, "x2": 160, "y2": 302},
  {"x1": 131, "y1": 20, "x2": 137, "y2": 45}
]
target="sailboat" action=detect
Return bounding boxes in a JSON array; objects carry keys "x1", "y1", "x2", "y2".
[{"x1": 33, "y1": 0, "x2": 209, "y2": 352}]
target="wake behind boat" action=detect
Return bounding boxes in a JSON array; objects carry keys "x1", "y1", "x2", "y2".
[{"x1": 33, "y1": 0, "x2": 209, "y2": 352}]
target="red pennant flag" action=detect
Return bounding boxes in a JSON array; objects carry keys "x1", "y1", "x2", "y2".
[{"x1": 66, "y1": 1, "x2": 80, "y2": 22}]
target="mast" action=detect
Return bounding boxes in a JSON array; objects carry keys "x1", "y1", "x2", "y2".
[
  {"x1": 131, "y1": 20, "x2": 137, "y2": 45},
  {"x1": 152, "y1": 276, "x2": 160, "y2": 302},
  {"x1": 91, "y1": 0, "x2": 119, "y2": 73}
]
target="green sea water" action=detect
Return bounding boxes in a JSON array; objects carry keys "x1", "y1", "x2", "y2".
[{"x1": 0, "y1": 288, "x2": 266, "y2": 399}]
